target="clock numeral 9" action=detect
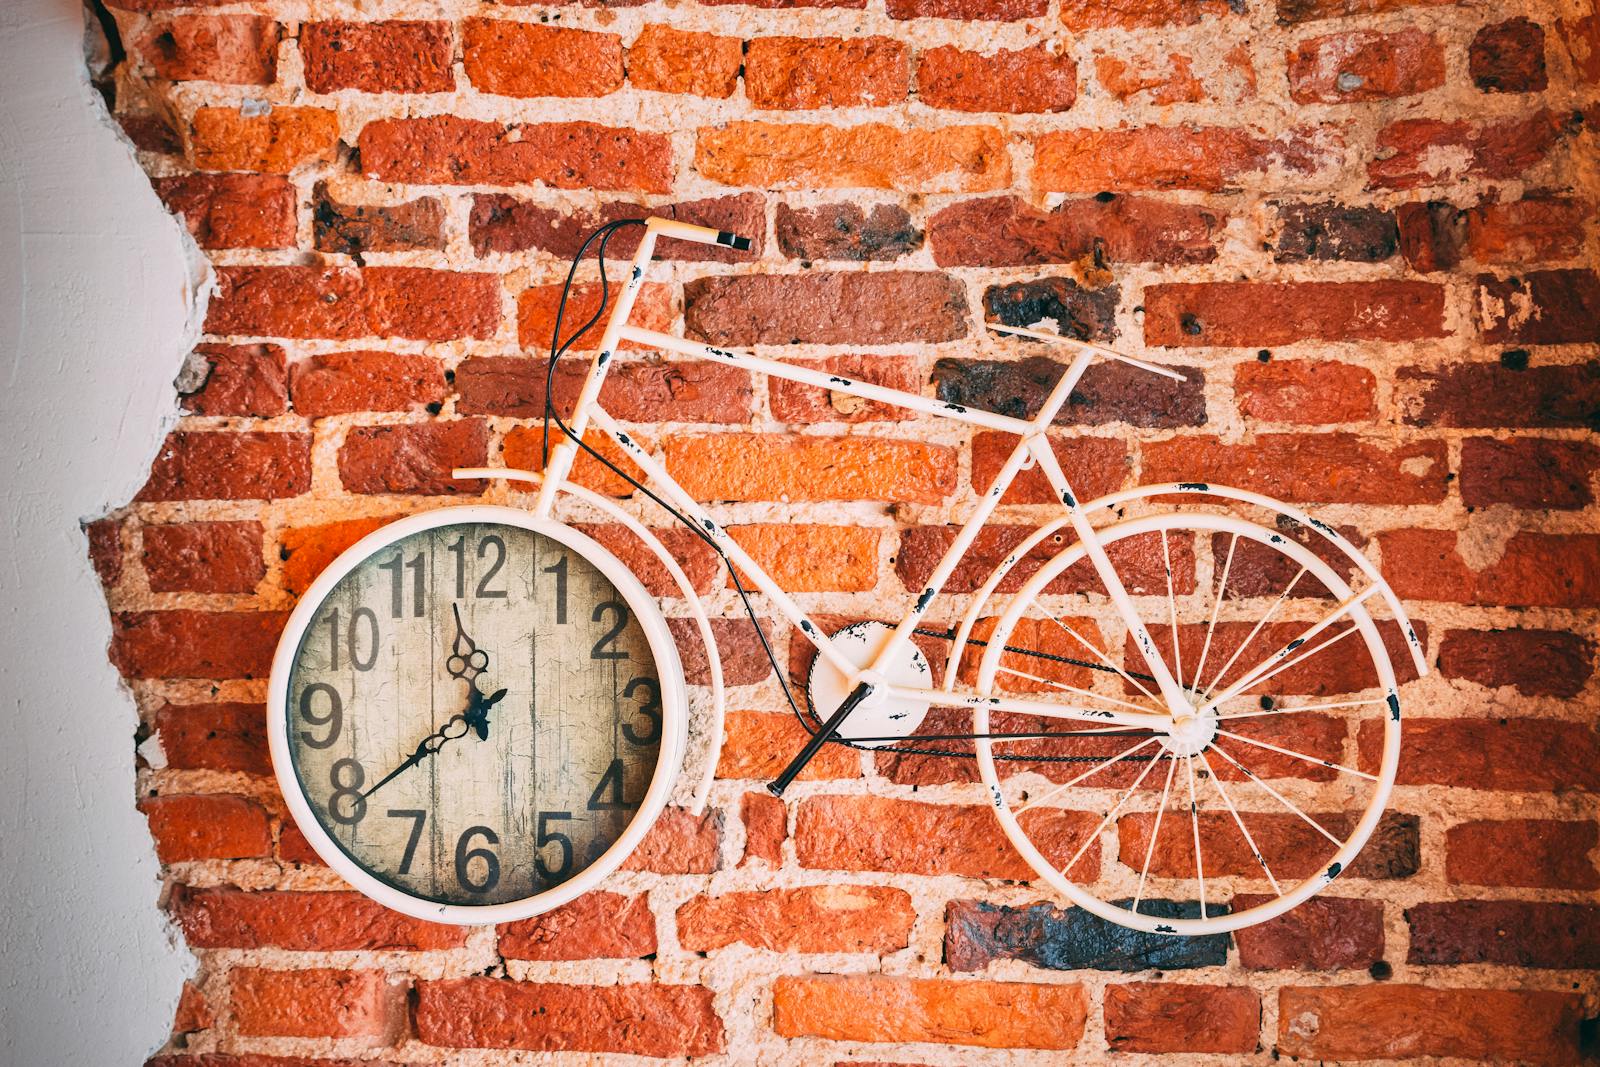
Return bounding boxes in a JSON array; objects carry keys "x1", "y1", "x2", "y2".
[
  {"x1": 377, "y1": 553, "x2": 424, "y2": 619},
  {"x1": 454, "y1": 826, "x2": 500, "y2": 894},
  {"x1": 591, "y1": 602, "x2": 630, "y2": 660},
  {"x1": 323, "y1": 608, "x2": 379, "y2": 672},
  {"x1": 298, "y1": 683, "x2": 343, "y2": 749},
  {"x1": 535, "y1": 811, "x2": 573, "y2": 882},
  {"x1": 622, "y1": 676, "x2": 661, "y2": 745},
  {"x1": 449, "y1": 535, "x2": 508, "y2": 599},
  {"x1": 328, "y1": 758, "x2": 366, "y2": 825}
]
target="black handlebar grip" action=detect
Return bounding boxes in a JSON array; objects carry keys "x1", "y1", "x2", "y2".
[{"x1": 717, "y1": 231, "x2": 753, "y2": 251}]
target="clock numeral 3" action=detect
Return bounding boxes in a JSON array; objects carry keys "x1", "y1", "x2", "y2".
[
  {"x1": 535, "y1": 811, "x2": 573, "y2": 881},
  {"x1": 622, "y1": 676, "x2": 661, "y2": 745},
  {"x1": 328, "y1": 758, "x2": 366, "y2": 825},
  {"x1": 454, "y1": 826, "x2": 500, "y2": 894}
]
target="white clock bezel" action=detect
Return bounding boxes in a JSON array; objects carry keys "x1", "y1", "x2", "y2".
[{"x1": 266, "y1": 505, "x2": 688, "y2": 925}]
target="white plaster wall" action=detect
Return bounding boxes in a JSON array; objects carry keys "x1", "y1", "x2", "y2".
[{"x1": 0, "y1": 0, "x2": 201, "y2": 1060}]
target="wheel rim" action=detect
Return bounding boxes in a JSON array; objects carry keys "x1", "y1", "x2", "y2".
[{"x1": 973, "y1": 511, "x2": 1400, "y2": 935}]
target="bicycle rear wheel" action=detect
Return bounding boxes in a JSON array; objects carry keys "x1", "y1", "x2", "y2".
[{"x1": 973, "y1": 510, "x2": 1401, "y2": 934}]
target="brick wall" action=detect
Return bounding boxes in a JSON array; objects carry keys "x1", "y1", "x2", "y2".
[{"x1": 91, "y1": 0, "x2": 1598, "y2": 1061}]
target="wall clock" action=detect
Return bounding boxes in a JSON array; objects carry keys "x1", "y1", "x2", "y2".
[{"x1": 267, "y1": 506, "x2": 686, "y2": 924}]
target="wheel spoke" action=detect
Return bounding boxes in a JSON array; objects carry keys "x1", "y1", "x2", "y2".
[
  {"x1": 1045, "y1": 613, "x2": 1161, "y2": 704},
  {"x1": 1214, "y1": 727, "x2": 1378, "y2": 782},
  {"x1": 1214, "y1": 697, "x2": 1386, "y2": 722},
  {"x1": 1192, "y1": 532, "x2": 1236, "y2": 694},
  {"x1": 994, "y1": 664, "x2": 1164, "y2": 716},
  {"x1": 1198, "y1": 750, "x2": 1281, "y2": 895},
  {"x1": 1162, "y1": 529, "x2": 1184, "y2": 690},
  {"x1": 1198, "y1": 566, "x2": 1306, "y2": 703},
  {"x1": 1200, "y1": 584, "x2": 1380, "y2": 714},
  {"x1": 1059, "y1": 750, "x2": 1164, "y2": 876},
  {"x1": 1014, "y1": 736, "x2": 1159, "y2": 814},
  {"x1": 1211, "y1": 743, "x2": 1344, "y2": 848},
  {"x1": 1134, "y1": 755, "x2": 1179, "y2": 911},
  {"x1": 1185, "y1": 754, "x2": 1206, "y2": 920}
]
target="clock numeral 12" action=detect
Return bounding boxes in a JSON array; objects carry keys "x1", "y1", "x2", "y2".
[{"x1": 449, "y1": 535, "x2": 508, "y2": 599}]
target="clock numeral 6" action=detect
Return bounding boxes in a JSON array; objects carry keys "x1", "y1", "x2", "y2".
[
  {"x1": 535, "y1": 811, "x2": 573, "y2": 882},
  {"x1": 327, "y1": 758, "x2": 366, "y2": 825},
  {"x1": 454, "y1": 826, "x2": 500, "y2": 894}
]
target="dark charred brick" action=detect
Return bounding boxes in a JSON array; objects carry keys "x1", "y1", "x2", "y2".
[
  {"x1": 1356, "y1": 813, "x2": 1421, "y2": 879},
  {"x1": 1477, "y1": 270, "x2": 1600, "y2": 345},
  {"x1": 1396, "y1": 201, "x2": 1467, "y2": 272},
  {"x1": 1270, "y1": 202, "x2": 1398, "y2": 263},
  {"x1": 1460, "y1": 436, "x2": 1600, "y2": 509},
  {"x1": 774, "y1": 202, "x2": 922, "y2": 262},
  {"x1": 1407, "y1": 900, "x2": 1600, "y2": 968},
  {"x1": 119, "y1": 112, "x2": 183, "y2": 154},
  {"x1": 469, "y1": 192, "x2": 763, "y2": 261},
  {"x1": 929, "y1": 195, "x2": 1221, "y2": 267},
  {"x1": 983, "y1": 277, "x2": 1119, "y2": 343},
  {"x1": 1470, "y1": 18, "x2": 1548, "y2": 93},
  {"x1": 1439, "y1": 628, "x2": 1596, "y2": 698},
  {"x1": 945, "y1": 898, "x2": 1229, "y2": 972},
  {"x1": 1399, "y1": 361, "x2": 1600, "y2": 430},
  {"x1": 1234, "y1": 895, "x2": 1385, "y2": 970},
  {"x1": 312, "y1": 182, "x2": 446, "y2": 258},
  {"x1": 85, "y1": 517, "x2": 123, "y2": 587},
  {"x1": 932, "y1": 355, "x2": 1205, "y2": 428}
]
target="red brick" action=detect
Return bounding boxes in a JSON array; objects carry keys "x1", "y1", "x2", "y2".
[
  {"x1": 971, "y1": 431, "x2": 1129, "y2": 504},
  {"x1": 1358, "y1": 715, "x2": 1600, "y2": 791},
  {"x1": 171, "y1": 981, "x2": 212, "y2": 1035},
  {"x1": 1277, "y1": 985, "x2": 1583, "y2": 1064},
  {"x1": 669, "y1": 616, "x2": 777, "y2": 687},
  {"x1": 796, "y1": 795, "x2": 1099, "y2": 880},
  {"x1": 147, "y1": 1054, "x2": 383, "y2": 1067},
  {"x1": 1032, "y1": 125, "x2": 1339, "y2": 192},
  {"x1": 498, "y1": 892, "x2": 655, "y2": 960},
  {"x1": 470, "y1": 193, "x2": 762, "y2": 261},
  {"x1": 897, "y1": 521, "x2": 1187, "y2": 596},
  {"x1": 516, "y1": 281, "x2": 674, "y2": 352},
  {"x1": 775, "y1": 203, "x2": 921, "y2": 261},
  {"x1": 313, "y1": 182, "x2": 445, "y2": 256},
  {"x1": 717, "y1": 710, "x2": 859, "y2": 781},
  {"x1": 206, "y1": 266, "x2": 499, "y2": 342},
  {"x1": 1395, "y1": 200, "x2": 1465, "y2": 272},
  {"x1": 361, "y1": 116, "x2": 672, "y2": 192},
  {"x1": 774, "y1": 974, "x2": 1086, "y2": 1050},
  {"x1": 1142, "y1": 433, "x2": 1447, "y2": 504},
  {"x1": 916, "y1": 43, "x2": 1075, "y2": 113},
  {"x1": 768, "y1": 354, "x2": 921, "y2": 422},
  {"x1": 1438, "y1": 627, "x2": 1595, "y2": 697},
  {"x1": 455, "y1": 355, "x2": 749, "y2": 423},
  {"x1": 574, "y1": 523, "x2": 721, "y2": 598},
  {"x1": 746, "y1": 36, "x2": 908, "y2": 109},
  {"x1": 622, "y1": 807, "x2": 722, "y2": 874},
  {"x1": 1559, "y1": 8, "x2": 1600, "y2": 84},
  {"x1": 154, "y1": 702, "x2": 269, "y2": 775},
  {"x1": 1368, "y1": 111, "x2": 1566, "y2": 190},
  {"x1": 888, "y1": 0, "x2": 1044, "y2": 16},
  {"x1": 1467, "y1": 197, "x2": 1591, "y2": 264},
  {"x1": 137, "y1": 431, "x2": 309, "y2": 501},
  {"x1": 111, "y1": 610, "x2": 286, "y2": 679},
  {"x1": 1287, "y1": 29, "x2": 1443, "y2": 104},
  {"x1": 678, "y1": 885, "x2": 914, "y2": 953},
  {"x1": 463, "y1": 20, "x2": 622, "y2": 98},
  {"x1": 154, "y1": 173, "x2": 295, "y2": 249},
  {"x1": 276, "y1": 822, "x2": 323, "y2": 866},
  {"x1": 930, "y1": 195, "x2": 1220, "y2": 267},
  {"x1": 501, "y1": 424, "x2": 646, "y2": 499},
  {"x1": 171, "y1": 886, "x2": 467, "y2": 950},
  {"x1": 1447, "y1": 819, "x2": 1600, "y2": 889},
  {"x1": 1235, "y1": 361, "x2": 1376, "y2": 423},
  {"x1": 86, "y1": 516, "x2": 123, "y2": 586},
  {"x1": 338, "y1": 420, "x2": 489, "y2": 496},
  {"x1": 741, "y1": 790, "x2": 786, "y2": 864},
  {"x1": 118, "y1": 112, "x2": 182, "y2": 154},
  {"x1": 695, "y1": 122, "x2": 1009, "y2": 193},
  {"x1": 933, "y1": 356, "x2": 1206, "y2": 429},
  {"x1": 1407, "y1": 900, "x2": 1600, "y2": 968},
  {"x1": 1119, "y1": 810, "x2": 1419, "y2": 881},
  {"x1": 1477, "y1": 269, "x2": 1600, "y2": 345},
  {"x1": 279, "y1": 513, "x2": 408, "y2": 596},
  {"x1": 137, "y1": 14, "x2": 280, "y2": 84},
  {"x1": 231, "y1": 968, "x2": 401, "y2": 1040},
  {"x1": 179, "y1": 343, "x2": 287, "y2": 417},
  {"x1": 627, "y1": 25, "x2": 742, "y2": 98},
  {"x1": 1063, "y1": 0, "x2": 1234, "y2": 29},
  {"x1": 1146, "y1": 281, "x2": 1445, "y2": 346},
  {"x1": 301, "y1": 20, "x2": 453, "y2": 94},
  {"x1": 1277, "y1": 0, "x2": 1456, "y2": 22},
  {"x1": 1104, "y1": 983, "x2": 1259, "y2": 1053},
  {"x1": 189, "y1": 106, "x2": 338, "y2": 173},
  {"x1": 142, "y1": 794, "x2": 271, "y2": 862},
  {"x1": 664, "y1": 434, "x2": 957, "y2": 505},
  {"x1": 1378, "y1": 528, "x2": 1600, "y2": 607},
  {"x1": 1399, "y1": 360, "x2": 1600, "y2": 428},
  {"x1": 1471, "y1": 17, "x2": 1547, "y2": 93},
  {"x1": 414, "y1": 979, "x2": 724, "y2": 1055},
  {"x1": 1233, "y1": 894, "x2": 1385, "y2": 970},
  {"x1": 289, "y1": 351, "x2": 447, "y2": 417},
  {"x1": 1460, "y1": 435, "x2": 1599, "y2": 508},
  {"x1": 685, "y1": 271, "x2": 968, "y2": 346},
  {"x1": 142, "y1": 521, "x2": 264, "y2": 593}
]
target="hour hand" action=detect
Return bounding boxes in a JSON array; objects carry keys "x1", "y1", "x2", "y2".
[
  {"x1": 447, "y1": 602, "x2": 490, "y2": 683},
  {"x1": 361, "y1": 737, "x2": 433, "y2": 800},
  {"x1": 466, "y1": 688, "x2": 507, "y2": 741}
]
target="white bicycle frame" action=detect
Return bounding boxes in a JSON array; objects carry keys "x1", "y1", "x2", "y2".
[{"x1": 462, "y1": 216, "x2": 1428, "y2": 784}]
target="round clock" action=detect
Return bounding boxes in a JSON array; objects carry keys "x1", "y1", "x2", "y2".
[{"x1": 267, "y1": 506, "x2": 687, "y2": 924}]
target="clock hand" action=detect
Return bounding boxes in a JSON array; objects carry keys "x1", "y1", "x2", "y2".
[
  {"x1": 358, "y1": 687, "x2": 506, "y2": 801},
  {"x1": 446, "y1": 602, "x2": 490, "y2": 686}
]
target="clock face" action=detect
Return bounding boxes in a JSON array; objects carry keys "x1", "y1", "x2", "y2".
[{"x1": 280, "y1": 514, "x2": 675, "y2": 912}]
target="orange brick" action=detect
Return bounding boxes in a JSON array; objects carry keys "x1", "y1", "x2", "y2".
[
  {"x1": 1235, "y1": 360, "x2": 1377, "y2": 423},
  {"x1": 1141, "y1": 433, "x2": 1448, "y2": 504},
  {"x1": 1062, "y1": 0, "x2": 1234, "y2": 29},
  {"x1": 696, "y1": 122, "x2": 1009, "y2": 192},
  {"x1": 664, "y1": 434, "x2": 957, "y2": 505},
  {"x1": 231, "y1": 967, "x2": 402, "y2": 1040},
  {"x1": 628, "y1": 26, "x2": 742, "y2": 98},
  {"x1": 516, "y1": 282, "x2": 674, "y2": 352},
  {"x1": 746, "y1": 36, "x2": 909, "y2": 109},
  {"x1": 463, "y1": 20, "x2": 623, "y2": 98},
  {"x1": 727, "y1": 524, "x2": 880, "y2": 592},
  {"x1": 137, "y1": 14, "x2": 281, "y2": 85},
  {"x1": 189, "y1": 106, "x2": 338, "y2": 173},
  {"x1": 716, "y1": 709, "x2": 861, "y2": 781},
  {"x1": 498, "y1": 892, "x2": 656, "y2": 960},
  {"x1": 918, "y1": 43, "x2": 1076, "y2": 112},
  {"x1": 1032, "y1": 125, "x2": 1338, "y2": 192},
  {"x1": 141, "y1": 794, "x2": 271, "y2": 862},
  {"x1": 279, "y1": 513, "x2": 407, "y2": 595},
  {"x1": 678, "y1": 885, "x2": 914, "y2": 953}
]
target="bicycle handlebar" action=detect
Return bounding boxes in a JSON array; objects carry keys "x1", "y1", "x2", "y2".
[{"x1": 649, "y1": 217, "x2": 752, "y2": 251}]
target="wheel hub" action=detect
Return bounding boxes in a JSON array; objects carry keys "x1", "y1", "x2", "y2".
[
  {"x1": 1160, "y1": 706, "x2": 1217, "y2": 757},
  {"x1": 806, "y1": 621, "x2": 931, "y2": 748}
]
